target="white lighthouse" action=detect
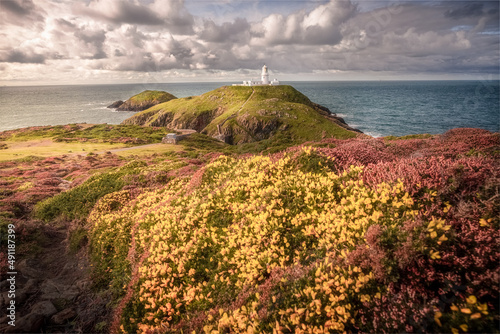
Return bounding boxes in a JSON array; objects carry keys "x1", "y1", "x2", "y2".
[
  {"x1": 233, "y1": 65, "x2": 280, "y2": 86},
  {"x1": 261, "y1": 65, "x2": 270, "y2": 85}
]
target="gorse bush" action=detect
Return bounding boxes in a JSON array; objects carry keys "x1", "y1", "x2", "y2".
[
  {"x1": 34, "y1": 161, "x2": 149, "y2": 222},
  {"x1": 33, "y1": 157, "x2": 195, "y2": 223},
  {"x1": 86, "y1": 144, "x2": 499, "y2": 333},
  {"x1": 34, "y1": 170, "x2": 126, "y2": 222}
]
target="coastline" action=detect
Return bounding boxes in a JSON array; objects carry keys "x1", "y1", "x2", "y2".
[{"x1": 1, "y1": 81, "x2": 498, "y2": 136}]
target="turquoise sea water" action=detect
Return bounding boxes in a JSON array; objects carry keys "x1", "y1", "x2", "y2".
[{"x1": 0, "y1": 81, "x2": 498, "y2": 137}]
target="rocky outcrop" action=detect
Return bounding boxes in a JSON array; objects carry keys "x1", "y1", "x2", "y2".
[
  {"x1": 311, "y1": 102, "x2": 331, "y2": 116},
  {"x1": 143, "y1": 108, "x2": 224, "y2": 132},
  {"x1": 107, "y1": 100, "x2": 124, "y2": 109},
  {"x1": 223, "y1": 114, "x2": 280, "y2": 144},
  {"x1": 325, "y1": 114, "x2": 364, "y2": 134},
  {"x1": 0, "y1": 227, "x2": 109, "y2": 334}
]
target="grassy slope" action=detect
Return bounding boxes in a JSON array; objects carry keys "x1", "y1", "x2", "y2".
[
  {"x1": 0, "y1": 124, "x2": 173, "y2": 143},
  {"x1": 127, "y1": 90, "x2": 177, "y2": 104},
  {"x1": 123, "y1": 86, "x2": 252, "y2": 126},
  {"x1": 122, "y1": 85, "x2": 357, "y2": 147},
  {"x1": 0, "y1": 141, "x2": 126, "y2": 161},
  {"x1": 0, "y1": 124, "x2": 182, "y2": 161}
]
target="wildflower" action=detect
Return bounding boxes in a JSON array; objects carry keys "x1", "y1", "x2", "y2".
[
  {"x1": 433, "y1": 311, "x2": 442, "y2": 327},
  {"x1": 465, "y1": 295, "x2": 477, "y2": 305}
]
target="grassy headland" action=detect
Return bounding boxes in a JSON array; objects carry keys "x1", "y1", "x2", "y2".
[{"x1": 122, "y1": 85, "x2": 358, "y2": 146}]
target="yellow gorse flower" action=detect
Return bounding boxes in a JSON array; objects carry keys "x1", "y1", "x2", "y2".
[{"x1": 87, "y1": 153, "x2": 459, "y2": 333}]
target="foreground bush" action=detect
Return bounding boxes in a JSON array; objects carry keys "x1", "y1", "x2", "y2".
[{"x1": 88, "y1": 143, "x2": 499, "y2": 333}]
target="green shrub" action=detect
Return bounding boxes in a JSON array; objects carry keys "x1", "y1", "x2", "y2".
[
  {"x1": 34, "y1": 161, "x2": 147, "y2": 222},
  {"x1": 53, "y1": 124, "x2": 172, "y2": 144},
  {"x1": 68, "y1": 225, "x2": 88, "y2": 254}
]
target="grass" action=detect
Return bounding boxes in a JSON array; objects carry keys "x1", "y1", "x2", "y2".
[
  {"x1": 53, "y1": 124, "x2": 174, "y2": 144},
  {"x1": 125, "y1": 86, "x2": 252, "y2": 127},
  {"x1": 68, "y1": 225, "x2": 89, "y2": 254},
  {"x1": 0, "y1": 124, "x2": 181, "y2": 161},
  {"x1": 0, "y1": 124, "x2": 82, "y2": 141},
  {"x1": 34, "y1": 161, "x2": 148, "y2": 222},
  {"x1": 112, "y1": 143, "x2": 184, "y2": 157},
  {"x1": 127, "y1": 90, "x2": 177, "y2": 104},
  {"x1": 0, "y1": 132, "x2": 218, "y2": 162},
  {"x1": 180, "y1": 133, "x2": 230, "y2": 153},
  {"x1": 0, "y1": 140, "x2": 127, "y2": 161}
]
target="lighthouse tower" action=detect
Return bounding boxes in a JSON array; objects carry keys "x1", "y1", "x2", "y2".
[
  {"x1": 233, "y1": 65, "x2": 279, "y2": 86},
  {"x1": 261, "y1": 65, "x2": 270, "y2": 85}
]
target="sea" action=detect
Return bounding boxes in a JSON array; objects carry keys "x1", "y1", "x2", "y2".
[{"x1": 0, "y1": 81, "x2": 498, "y2": 138}]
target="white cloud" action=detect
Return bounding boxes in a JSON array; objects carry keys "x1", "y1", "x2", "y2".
[{"x1": 0, "y1": 0, "x2": 498, "y2": 85}]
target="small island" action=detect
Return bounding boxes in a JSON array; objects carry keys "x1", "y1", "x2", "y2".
[{"x1": 108, "y1": 90, "x2": 177, "y2": 111}]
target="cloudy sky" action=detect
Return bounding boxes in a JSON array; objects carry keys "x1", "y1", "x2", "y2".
[{"x1": 0, "y1": 0, "x2": 498, "y2": 85}]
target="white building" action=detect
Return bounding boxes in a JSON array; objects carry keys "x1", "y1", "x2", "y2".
[{"x1": 233, "y1": 65, "x2": 280, "y2": 86}]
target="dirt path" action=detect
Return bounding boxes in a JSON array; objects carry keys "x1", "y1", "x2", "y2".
[
  {"x1": 0, "y1": 223, "x2": 108, "y2": 333},
  {"x1": 217, "y1": 89, "x2": 255, "y2": 130},
  {"x1": 237, "y1": 88, "x2": 255, "y2": 114}
]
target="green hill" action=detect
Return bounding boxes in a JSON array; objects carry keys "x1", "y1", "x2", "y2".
[
  {"x1": 121, "y1": 85, "x2": 359, "y2": 144},
  {"x1": 116, "y1": 90, "x2": 177, "y2": 111}
]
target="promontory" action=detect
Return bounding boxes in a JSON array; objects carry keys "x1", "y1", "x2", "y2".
[{"x1": 121, "y1": 85, "x2": 361, "y2": 145}]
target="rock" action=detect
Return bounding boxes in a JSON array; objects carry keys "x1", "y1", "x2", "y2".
[
  {"x1": 20, "y1": 278, "x2": 39, "y2": 295},
  {"x1": 17, "y1": 259, "x2": 43, "y2": 278},
  {"x1": 5, "y1": 313, "x2": 44, "y2": 333},
  {"x1": 59, "y1": 262, "x2": 78, "y2": 277},
  {"x1": 0, "y1": 291, "x2": 27, "y2": 307},
  {"x1": 0, "y1": 279, "x2": 9, "y2": 289},
  {"x1": 0, "y1": 292, "x2": 8, "y2": 305},
  {"x1": 31, "y1": 300, "x2": 57, "y2": 317},
  {"x1": 51, "y1": 308, "x2": 76, "y2": 325},
  {"x1": 107, "y1": 100, "x2": 124, "y2": 109},
  {"x1": 326, "y1": 114, "x2": 364, "y2": 134},
  {"x1": 311, "y1": 102, "x2": 331, "y2": 115},
  {"x1": 16, "y1": 292, "x2": 28, "y2": 306},
  {"x1": 40, "y1": 279, "x2": 80, "y2": 301},
  {"x1": 75, "y1": 279, "x2": 91, "y2": 291}
]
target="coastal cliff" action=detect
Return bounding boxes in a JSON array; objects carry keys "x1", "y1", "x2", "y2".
[{"x1": 121, "y1": 85, "x2": 360, "y2": 144}]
